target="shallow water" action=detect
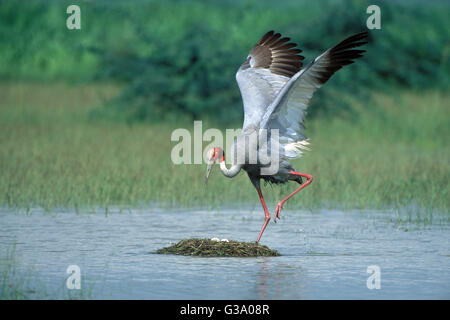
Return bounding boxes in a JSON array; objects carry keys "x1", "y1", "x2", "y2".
[{"x1": 0, "y1": 207, "x2": 449, "y2": 299}]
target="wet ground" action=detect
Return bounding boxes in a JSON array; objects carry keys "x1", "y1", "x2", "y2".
[{"x1": 0, "y1": 207, "x2": 448, "y2": 299}]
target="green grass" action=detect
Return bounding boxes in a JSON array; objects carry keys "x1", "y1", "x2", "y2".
[
  {"x1": 0, "y1": 244, "x2": 95, "y2": 299},
  {"x1": 0, "y1": 82, "x2": 448, "y2": 215},
  {"x1": 0, "y1": 245, "x2": 53, "y2": 299},
  {"x1": 0, "y1": 245, "x2": 35, "y2": 299},
  {"x1": 0, "y1": 241, "x2": 98, "y2": 299},
  {"x1": 1, "y1": 0, "x2": 448, "y2": 122}
]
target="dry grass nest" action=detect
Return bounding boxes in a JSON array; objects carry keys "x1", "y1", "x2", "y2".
[{"x1": 156, "y1": 238, "x2": 279, "y2": 257}]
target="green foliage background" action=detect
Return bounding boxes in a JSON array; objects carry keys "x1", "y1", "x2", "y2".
[
  {"x1": 0, "y1": 0, "x2": 448, "y2": 212},
  {"x1": 1, "y1": 0, "x2": 448, "y2": 123}
]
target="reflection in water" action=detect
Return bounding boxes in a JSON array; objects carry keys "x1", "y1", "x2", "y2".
[
  {"x1": 256, "y1": 258, "x2": 270, "y2": 299},
  {"x1": 0, "y1": 207, "x2": 448, "y2": 299}
]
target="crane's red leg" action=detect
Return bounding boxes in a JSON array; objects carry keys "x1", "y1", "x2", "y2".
[
  {"x1": 256, "y1": 187, "x2": 271, "y2": 243},
  {"x1": 274, "y1": 171, "x2": 313, "y2": 222}
]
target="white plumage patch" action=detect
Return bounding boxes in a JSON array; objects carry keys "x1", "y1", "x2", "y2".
[{"x1": 283, "y1": 139, "x2": 311, "y2": 158}]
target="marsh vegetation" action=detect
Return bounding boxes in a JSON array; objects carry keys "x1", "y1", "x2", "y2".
[
  {"x1": 0, "y1": 0, "x2": 448, "y2": 300},
  {"x1": 0, "y1": 83, "x2": 448, "y2": 215}
]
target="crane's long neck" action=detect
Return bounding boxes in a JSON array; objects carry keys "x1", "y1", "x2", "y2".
[{"x1": 219, "y1": 159, "x2": 242, "y2": 178}]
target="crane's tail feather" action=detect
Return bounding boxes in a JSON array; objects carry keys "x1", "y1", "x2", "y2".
[{"x1": 283, "y1": 139, "x2": 310, "y2": 158}]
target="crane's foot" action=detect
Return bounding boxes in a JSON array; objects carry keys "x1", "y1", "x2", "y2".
[
  {"x1": 256, "y1": 215, "x2": 271, "y2": 243},
  {"x1": 273, "y1": 202, "x2": 284, "y2": 222}
]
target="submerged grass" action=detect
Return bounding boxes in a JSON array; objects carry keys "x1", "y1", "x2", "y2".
[
  {"x1": 156, "y1": 239, "x2": 279, "y2": 257},
  {"x1": 0, "y1": 83, "x2": 448, "y2": 214},
  {"x1": 0, "y1": 245, "x2": 49, "y2": 299},
  {"x1": 0, "y1": 245, "x2": 94, "y2": 299}
]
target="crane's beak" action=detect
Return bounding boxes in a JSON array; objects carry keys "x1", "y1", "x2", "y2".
[{"x1": 205, "y1": 163, "x2": 214, "y2": 186}]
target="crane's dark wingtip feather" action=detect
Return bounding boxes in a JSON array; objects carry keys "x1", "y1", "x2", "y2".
[
  {"x1": 312, "y1": 32, "x2": 368, "y2": 85},
  {"x1": 258, "y1": 30, "x2": 275, "y2": 45},
  {"x1": 251, "y1": 30, "x2": 305, "y2": 78},
  {"x1": 250, "y1": 31, "x2": 368, "y2": 80}
]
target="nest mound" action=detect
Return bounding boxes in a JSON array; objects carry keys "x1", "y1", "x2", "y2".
[{"x1": 156, "y1": 238, "x2": 279, "y2": 257}]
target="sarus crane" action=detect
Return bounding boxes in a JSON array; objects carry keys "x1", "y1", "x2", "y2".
[{"x1": 205, "y1": 30, "x2": 368, "y2": 243}]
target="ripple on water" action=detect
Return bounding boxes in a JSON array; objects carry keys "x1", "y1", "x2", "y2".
[{"x1": 0, "y1": 207, "x2": 448, "y2": 299}]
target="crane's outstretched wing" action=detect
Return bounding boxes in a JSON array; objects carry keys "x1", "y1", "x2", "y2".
[
  {"x1": 236, "y1": 31, "x2": 304, "y2": 130},
  {"x1": 260, "y1": 32, "x2": 368, "y2": 158}
]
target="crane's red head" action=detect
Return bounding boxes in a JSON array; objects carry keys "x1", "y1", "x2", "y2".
[
  {"x1": 205, "y1": 147, "x2": 225, "y2": 185},
  {"x1": 207, "y1": 147, "x2": 225, "y2": 163}
]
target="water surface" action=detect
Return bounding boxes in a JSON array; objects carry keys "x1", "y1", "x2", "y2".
[{"x1": 0, "y1": 207, "x2": 448, "y2": 299}]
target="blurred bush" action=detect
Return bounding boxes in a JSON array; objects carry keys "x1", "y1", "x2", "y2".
[{"x1": 0, "y1": 0, "x2": 448, "y2": 123}]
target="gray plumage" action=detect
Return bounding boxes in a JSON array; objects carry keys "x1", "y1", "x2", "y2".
[
  {"x1": 208, "y1": 31, "x2": 368, "y2": 188},
  {"x1": 205, "y1": 30, "x2": 368, "y2": 242}
]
